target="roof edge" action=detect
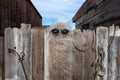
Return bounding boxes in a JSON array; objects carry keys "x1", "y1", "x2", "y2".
[{"x1": 27, "y1": 0, "x2": 42, "y2": 18}]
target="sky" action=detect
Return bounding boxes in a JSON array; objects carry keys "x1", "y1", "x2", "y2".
[{"x1": 31, "y1": 0, "x2": 85, "y2": 29}]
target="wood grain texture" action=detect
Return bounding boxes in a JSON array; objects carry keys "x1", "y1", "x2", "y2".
[
  {"x1": 73, "y1": 29, "x2": 96, "y2": 80},
  {"x1": 82, "y1": 30, "x2": 96, "y2": 80},
  {"x1": 5, "y1": 24, "x2": 32, "y2": 80},
  {"x1": 0, "y1": 0, "x2": 42, "y2": 36},
  {"x1": 0, "y1": 37, "x2": 4, "y2": 80},
  {"x1": 32, "y1": 28, "x2": 44, "y2": 80},
  {"x1": 5, "y1": 27, "x2": 18, "y2": 79},
  {"x1": 108, "y1": 26, "x2": 120, "y2": 80},
  {"x1": 3, "y1": 24, "x2": 120, "y2": 80},
  {"x1": 44, "y1": 29, "x2": 50, "y2": 80},
  {"x1": 96, "y1": 27, "x2": 108, "y2": 80},
  {"x1": 117, "y1": 36, "x2": 120, "y2": 80},
  {"x1": 17, "y1": 24, "x2": 32, "y2": 80},
  {"x1": 72, "y1": 30, "x2": 84, "y2": 80},
  {"x1": 74, "y1": 0, "x2": 120, "y2": 29}
]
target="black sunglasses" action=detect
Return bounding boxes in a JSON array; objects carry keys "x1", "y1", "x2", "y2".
[{"x1": 51, "y1": 28, "x2": 70, "y2": 34}]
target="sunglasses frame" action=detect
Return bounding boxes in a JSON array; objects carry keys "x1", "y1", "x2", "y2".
[{"x1": 51, "y1": 28, "x2": 70, "y2": 34}]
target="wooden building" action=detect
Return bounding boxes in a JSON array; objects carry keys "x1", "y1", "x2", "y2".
[
  {"x1": 42, "y1": 25, "x2": 50, "y2": 29},
  {"x1": 73, "y1": 0, "x2": 120, "y2": 30},
  {"x1": 0, "y1": 0, "x2": 42, "y2": 36}
]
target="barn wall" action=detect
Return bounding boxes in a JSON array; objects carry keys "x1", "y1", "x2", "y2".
[
  {"x1": 26, "y1": 1, "x2": 42, "y2": 27},
  {"x1": 0, "y1": 0, "x2": 42, "y2": 36},
  {"x1": 73, "y1": 0, "x2": 120, "y2": 30}
]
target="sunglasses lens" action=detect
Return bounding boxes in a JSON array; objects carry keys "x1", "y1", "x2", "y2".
[
  {"x1": 61, "y1": 29, "x2": 69, "y2": 34},
  {"x1": 51, "y1": 29, "x2": 59, "y2": 34}
]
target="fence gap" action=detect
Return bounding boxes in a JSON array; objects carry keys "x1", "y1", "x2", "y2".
[{"x1": 0, "y1": 37, "x2": 4, "y2": 80}]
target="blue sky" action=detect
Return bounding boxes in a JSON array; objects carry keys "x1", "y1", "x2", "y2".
[{"x1": 31, "y1": 0, "x2": 85, "y2": 29}]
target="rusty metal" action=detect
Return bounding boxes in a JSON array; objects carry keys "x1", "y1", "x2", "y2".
[{"x1": 8, "y1": 48, "x2": 28, "y2": 80}]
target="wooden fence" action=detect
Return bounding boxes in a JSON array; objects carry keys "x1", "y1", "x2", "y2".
[
  {"x1": 72, "y1": 29, "x2": 96, "y2": 80},
  {"x1": 4, "y1": 23, "x2": 44, "y2": 80},
  {"x1": 0, "y1": 24, "x2": 120, "y2": 80},
  {"x1": 44, "y1": 25, "x2": 120, "y2": 80}
]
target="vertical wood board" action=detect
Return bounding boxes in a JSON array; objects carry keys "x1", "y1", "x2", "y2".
[
  {"x1": 108, "y1": 26, "x2": 120, "y2": 80},
  {"x1": 72, "y1": 29, "x2": 84, "y2": 80},
  {"x1": 44, "y1": 29, "x2": 50, "y2": 80},
  {"x1": 16, "y1": 24, "x2": 32, "y2": 80},
  {"x1": 82, "y1": 30, "x2": 96, "y2": 80},
  {"x1": 5, "y1": 27, "x2": 18, "y2": 80},
  {"x1": 32, "y1": 28, "x2": 44, "y2": 80},
  {"x1": 5, "y1": 23, "x2": 32, "y2": 80},
  {"x1": 96, "y1": 27, "x2": 108, "y2": 80}
]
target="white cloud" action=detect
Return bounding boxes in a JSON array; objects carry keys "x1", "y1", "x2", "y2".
[{"x1": 57, "y1": 17, "x2": 69, "y2": 23}]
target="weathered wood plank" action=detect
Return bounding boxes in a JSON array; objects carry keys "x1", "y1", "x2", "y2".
[
  {"x1": 5, "y1": 23, "x2": 32, "y2": 80},
  {"x1": 32, "y1": 28, "x2": 44, "y2": 80},
  {"x1": 73, "y1": 29, "x2": 96, "y2": 80},
  {"x1": 16, "y1": 24, "x2": 32, "y2": 80},
  {"x1": 72, "y1": 29, "x2": 84, "y2": 80},
  {"x1": 73, "y1": 30, "x2": 95, "y2": 80},
  {"x1": 44, "y1": 29, "x2": 50, "y2": 80},
  {"x1": 96, "y1": 27, "x2": 108, "y2": 80},
  {"x1": 108, "y1": 26, "x2": 116, "y2": 80},
  {"x1": 116, "y1": 28, "x2": 120, "y2": 80},
  {"x1": 0, "y1": 37, "x2": 4, "y2": 80},
  {"x1": 4, "y1": 24, "x2": 120, "y2": 80},
  {"x1": 5, "y1": 27, "x2": 18, "y2": 79},
  {"x1": 83, "y1": 30, "x2": 96, "y2": 80},
  {"x1": 108, "y1": 26, "x2": 120, "y2": 80}
]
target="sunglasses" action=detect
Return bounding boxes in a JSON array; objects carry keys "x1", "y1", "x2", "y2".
[{"x1": 51, "y1": 28, "x2": 70, "y2": 34}]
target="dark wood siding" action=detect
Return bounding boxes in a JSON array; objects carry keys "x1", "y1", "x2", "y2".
[
  {"x1": 26, "y1": 0, "x2": 42, "y2": 27},
  {"x1": 0, "y1": 0, "x2": 42, "y2": 36},
  {"x1": 73, "y1": 0, "x2": 120, "y2": 30}
]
